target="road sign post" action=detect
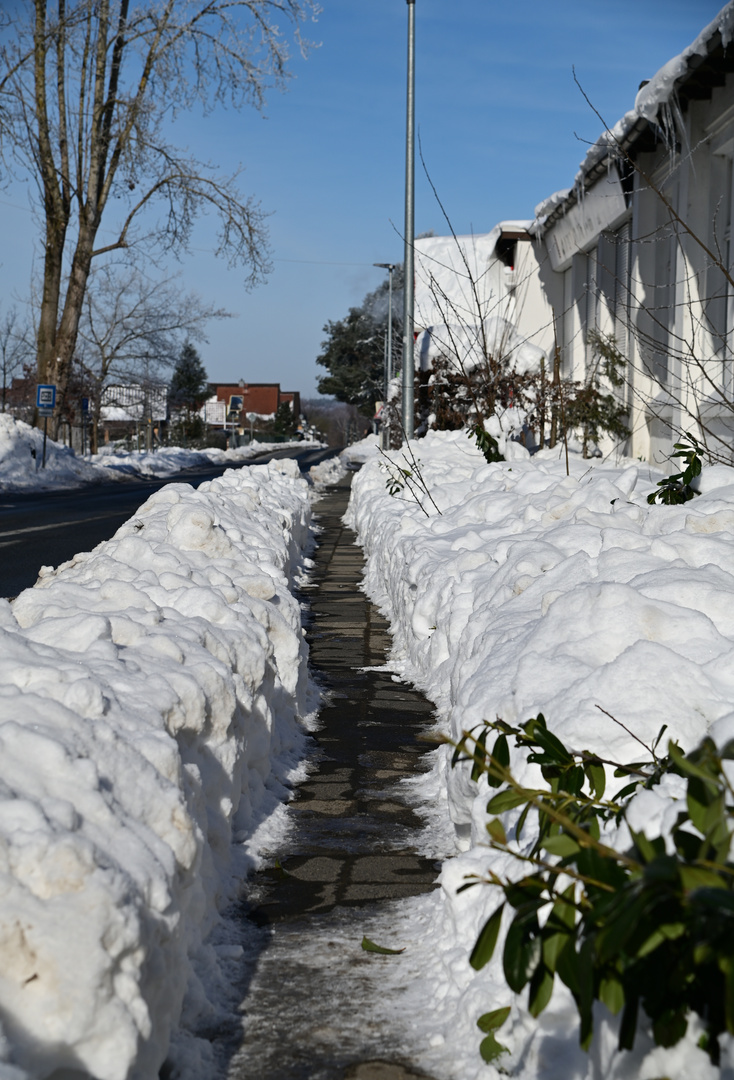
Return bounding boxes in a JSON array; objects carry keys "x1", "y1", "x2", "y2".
[{"x1": 36, "y1": 384, "x2": 56, "y2": 469}]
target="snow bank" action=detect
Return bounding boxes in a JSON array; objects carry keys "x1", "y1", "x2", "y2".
[
  {"x1": 309, "y1": 455, "x2": 347, "y2": 487},
  {"x1": 340, "y1": 434, "x2": 380, "y2": 469},
  {"x1": 90, "y1": 442, "x2": 306, "y2": 480},
  {"x1": 0, "y1": 460, "x2": 313, "y2": 1079},
  {"x1": 0, "y1": 411, "x2": 308, "y2": 492},
  {"x1": 0, "y1": 414, "x2": 112, "y2": 490},
  {"x1": 347, "y1": 429, "x2": 734, "y2": 1079}
]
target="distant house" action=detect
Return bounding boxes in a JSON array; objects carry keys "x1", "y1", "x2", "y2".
[{"x1": 205, "y1": 383, "x2": 301, "y2": 428}]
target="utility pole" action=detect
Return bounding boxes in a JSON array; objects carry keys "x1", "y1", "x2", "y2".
[
  {"x1": 402, "y1": 0, "x2": 416, "y2": 441},
  {"x1": 374, "y1": 262, "x2": 395, "y2": 448}
]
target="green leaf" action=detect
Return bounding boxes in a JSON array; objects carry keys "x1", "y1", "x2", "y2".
[
  {"x1": 551, "y1": 885, "x2": 577, "y2": 930},
  {"x1": 556, "y1": 938, "x2": 581, "y2": 997},
  {"x1": 599, "y1": 976, "x2": 625, "y2": 1015},
  {"x1": 487, "y1": 733, "x2": 510, "y2": 788},
  {"x1": 679, "y1": 865, "x2": 727, "y2": 893},
  {"x1": 504, "y1": 878, "x2": 546, "y2": 909},
  {"x1": 528, "y1": 964, "x2": 554, "y2": 1017},
  {"x1": 503, "y1": 908, "x2": 542, "y2": 993},
  {"x1": 619, "y1": 996, "x2": 639, "y2": 1051},
  {"x1": 515, "y1": 800, "x2": 532, "y2": 842},
  {"x1": 487, "y1": 789, "x2": 529, "y2": 814},
  {"x1": 479, "y1": 1033, "x2": 509, "y2": 1063},
  {"x1": 470, "y1": 904, "x2": 505, "y2": 971},
  {"x1": 636, "y1": 922, "x2": 686, "y2": 958},
  {"x1": 653, "y1": 1006, "x2": 688, "y2": 1048},
  {"x1": 542, "y1": 930, "x2": 571, "y2": 973},
  {"x1": 360, "y1": 936, "x2": 405, "y2": 955},
  {"x1": 673, "y1": 827, "x2": 703, "y2": 862},
  {"x1": 477, "y1": 1006, "x2": 511, "y2": 1033},
  {"x1": 471, "y1": 728, "x2": 488, "y2": 783},
  {"x1": 629, "y1": 828, "x2": 666, "y2": 865},
  {"x1": 524, "y1": 723, "x2": 574, "y2": 765},
  {"x1": 486, "y1": 817, "x2": 507, "y2": 845},
  {"x1": 542, "y1": 833, "x2": 581, "y2": 858},
  {"x1": 669, "y1": 741, "x2": 719, "y2": 787},
  {"x1": 651, "y1": 723, "x2": 669, "y2": 756},
  {"x1": 724, "y1": 960, "x2": 734, "y2": 1035},
  {"x1": 585, "y1": 761, "x2": 606, "y2": 800}
]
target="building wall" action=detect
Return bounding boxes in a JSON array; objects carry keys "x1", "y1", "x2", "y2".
[{"x1": 531, "y1": 58, "x2": 734, "y2": 466}]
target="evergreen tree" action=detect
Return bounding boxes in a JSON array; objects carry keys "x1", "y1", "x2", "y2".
[
  {"x1": 273, "y1": 400, "x2": 298, "y2": 438},
  {"x1": 169, "y1": 343, "x2": 208, "y2": 443},
  {"x1": 316, "y1": 267, "x2": 403, "y2": 416}
]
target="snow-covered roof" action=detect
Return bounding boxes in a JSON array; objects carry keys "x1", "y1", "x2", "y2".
[
  {"x1": 533, "y1": 1, "x2": 734, "y2": 232},
  {"x1": 414, "y1": 224, "x2": 533, "y2": 330}
]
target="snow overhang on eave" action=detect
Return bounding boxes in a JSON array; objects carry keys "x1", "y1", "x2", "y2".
[{"x1": 534, "y1": 5, "x2": 734, "y2": 237}]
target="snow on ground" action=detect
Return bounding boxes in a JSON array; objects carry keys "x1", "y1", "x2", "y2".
[
  {"x1": 0, "y1": 413, "x2": 115, "y2": 490},
  {"x1": 0, "y1": 459, "x2": 316, "y2": 1079},
  {"x1": 346, "y1": 428, "x2": 734, "y2": 1080},
  {"x1": 339, "y1": 433, "x2": 380, "y2": 469},
  {"x1": 88, "y1": 441, "x2": 307, "y2": 481},
  {"x1": 0, "y1": 412, "x2": 307, "y2": 491}
]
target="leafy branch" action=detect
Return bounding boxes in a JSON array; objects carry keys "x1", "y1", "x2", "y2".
[{"x1": 450, "y1": 713, "x2": 734, "y2": 1065}]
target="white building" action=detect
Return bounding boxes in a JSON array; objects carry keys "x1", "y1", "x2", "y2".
[
  {"x1": 413, "y1": 224, "x2": 553, "y2": 377},
  {"x1": 417, "y1": 3, "x2": 734, "y2": 465},
  {"x1": 530, "y1": 2, "x2": 734, "y2": 464}
]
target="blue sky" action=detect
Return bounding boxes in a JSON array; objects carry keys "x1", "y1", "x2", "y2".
[{"x1": 0, "y1": 0, "x2": 727, "y2": 399}]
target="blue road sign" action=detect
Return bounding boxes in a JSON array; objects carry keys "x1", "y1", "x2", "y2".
[{"x1": 36, "y1": 384, "x2": 56, "y2": 412}]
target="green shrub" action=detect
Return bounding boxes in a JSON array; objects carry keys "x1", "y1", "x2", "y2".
[
  {"x1": 452, "y1": 714, "x2": 734, "y2": 1065},
  {"x1": 647, "y1": 434, "x2": 703, "y2": 505}
]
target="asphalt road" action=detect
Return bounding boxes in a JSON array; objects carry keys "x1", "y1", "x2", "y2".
[{"x1": 0, "y1": 444, "x2": 337, "y2": 599}]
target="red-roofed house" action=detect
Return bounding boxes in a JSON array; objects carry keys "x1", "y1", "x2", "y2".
[{"x1": 209, "y1": 383, "x2": 300, "y2": 419}]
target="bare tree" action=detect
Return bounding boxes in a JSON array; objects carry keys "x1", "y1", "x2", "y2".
[
  {"x1": 0, "y1": 0, "x2": 318, "y2": 430},
  {"x1": 76, "y1": 262, "x2": 228, "y2": 450},
  {"x1": 0, "y1": 305, "x2": 32, "y2": 412}
]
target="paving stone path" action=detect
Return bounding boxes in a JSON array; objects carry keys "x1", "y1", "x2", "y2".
[{"x1": 225, "y1": 475, "x2": 441, "y2": 1080}]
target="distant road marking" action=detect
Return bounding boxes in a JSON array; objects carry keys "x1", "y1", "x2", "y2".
[{"x1": 0, "y1": 510, "x2": 130, "y2": 543}]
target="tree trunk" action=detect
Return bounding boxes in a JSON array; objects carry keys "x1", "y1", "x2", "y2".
[{"x1": 51, "y1": 229, "x2": 96, "y2": 435}]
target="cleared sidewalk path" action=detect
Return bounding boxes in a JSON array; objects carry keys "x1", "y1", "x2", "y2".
[{"x1": 227, "y1": 475, "x2": 440, "y2": 1080}]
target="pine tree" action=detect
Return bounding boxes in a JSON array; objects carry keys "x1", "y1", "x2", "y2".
[
  {"x1": 316, "y1": 267, "x2": 404, "y2": 415},
  {"x1": 169, "y1": 343, "x2": 208, "y2": 444}
]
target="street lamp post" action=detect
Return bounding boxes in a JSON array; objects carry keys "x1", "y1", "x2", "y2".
[
  {"x1": 402, "y1": 0, "x2": 416, "y2": 442},
  {"x1": 373, "y1": 262, "x2": 395, "y2": 448}
]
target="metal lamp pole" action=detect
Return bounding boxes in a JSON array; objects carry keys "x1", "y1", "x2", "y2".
[
  {"x1": 373, "y1": 262, "x2": 395, "y2": 448},
  {"x1": 402, "y1": 0, "x2": 416, "y2": 441}
]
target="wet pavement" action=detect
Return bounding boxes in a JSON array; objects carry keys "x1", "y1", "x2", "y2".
[{"x1": 224, "y1": 475, "x2": 441, "y2": 1080}]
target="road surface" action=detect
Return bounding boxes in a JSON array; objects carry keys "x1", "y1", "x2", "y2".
[{"x1": 0, "y1": 444, "x2": 337, "y2": 598}]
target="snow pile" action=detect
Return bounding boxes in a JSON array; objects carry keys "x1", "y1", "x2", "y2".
[
  {"x1": 0, "y1": 413, "x2": 113, "y2": 490},
  {"x1": 340, "y1": 434, "x2": 380, "y2": 469},
  {"x1": 89, "y1": 441, "x2": 305, "y2": 480},
  {"x1": 308, "y1": 454, "x2": 347, "y2": 488},
  {"x1": 347, "y1": 428, "x2": 734, "y2": 1079},
  {"x1": 0, "y1": 460, "x2": 313, "y2": 1079}
]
